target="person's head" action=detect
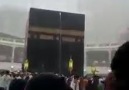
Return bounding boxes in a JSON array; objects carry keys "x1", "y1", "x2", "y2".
[
  {"x1": 111, "y1": 42, "x2": 129, "y2": 90},
  {"x1": 25, "y1": 73, "x2": 72, "y2": 90},
  {"x1": 74, "y1": 75, "x2": 79, "y2": 80},
  {"x1": 9, "y1": 79, "x2": 27, "y2": 90},
  {"x1": 0, "y1": 72, "x2": 4, "y2": 76},
  {"x1": 0, "y1": 87, "x2": 5, "y2": 90},
  {"x1": 4, "y1": 71, "x2": 10, "y2": 75}
]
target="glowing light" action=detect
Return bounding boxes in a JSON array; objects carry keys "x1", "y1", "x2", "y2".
[
  {"x1": 108, "y1": 69, "x2": 111, "y2": 72},
  {"x1": 11, "y1": 66, "x2": 14, "y2": 68}
]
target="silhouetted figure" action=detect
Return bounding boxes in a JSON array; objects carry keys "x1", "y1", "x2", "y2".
[
  {"x1": 105, "y1": 72, "x2": 115, "y2": 90},
  {"x1": 9, "y1": 79, "x2": 27, "y2": 90},
  {"x1": 86, "y1": 80, "x2": 93, "y2": 90},
  {"x1": 0, "y1": 87, "x2": 5, "y2": 90},
  {"x1": 92, "y1": 76, "x2": 99, "y2": 90},
  {"x1": 25, "y1": 73, "x2": 72, "y2": 90},
  {"x1": 25, "y1": 76, "x2": 30, "y2": 81},
  {"x1": 111, "y1": 42, "x2": 129, "y2": 90}
]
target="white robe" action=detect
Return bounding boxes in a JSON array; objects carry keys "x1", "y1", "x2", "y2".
[{"x1": 70, "y1": 78, "x2": 79, "y2": 90}]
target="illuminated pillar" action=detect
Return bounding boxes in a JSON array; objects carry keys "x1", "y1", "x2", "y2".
[
  {"x1": 84, "y1": 47, "x2": 87, "y2": 76},
  {"x1": 108, "y1": 49, "x2": 112, "y2": 64},
  {"x1": 11, "y1": 46, "x2": 15, "y2": 63}
]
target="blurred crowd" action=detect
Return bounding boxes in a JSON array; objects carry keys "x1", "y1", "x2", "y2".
[
  {"x1": 0, "y1": 41, "x2": 129, "y2": 90},
  {"x1": 0, "y1": 71, "x2": 105, "y2": 90}
]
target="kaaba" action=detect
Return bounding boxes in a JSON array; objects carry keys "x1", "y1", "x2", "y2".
[{"x1": 26, "y1": 8, "x2": 85, "y2": 76}]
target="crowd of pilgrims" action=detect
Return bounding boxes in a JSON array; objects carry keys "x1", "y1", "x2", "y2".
[
  {"x1": 0, "y1": 41, "x2": 129, "y2": 90},
  {"x1": 0, "y1": 71, "x2": 105, "y2": 90}
]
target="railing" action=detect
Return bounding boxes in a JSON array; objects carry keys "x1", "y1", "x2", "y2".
[
  {"x1": 0, "y1": 37, "x2": 24, "y2": 47},
  {"x1": 0, "y1": 37, "x2": 25, "y2": 43},
  {"x1": 85, "y1": 43, "x2": 120, "y2": 49}
]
